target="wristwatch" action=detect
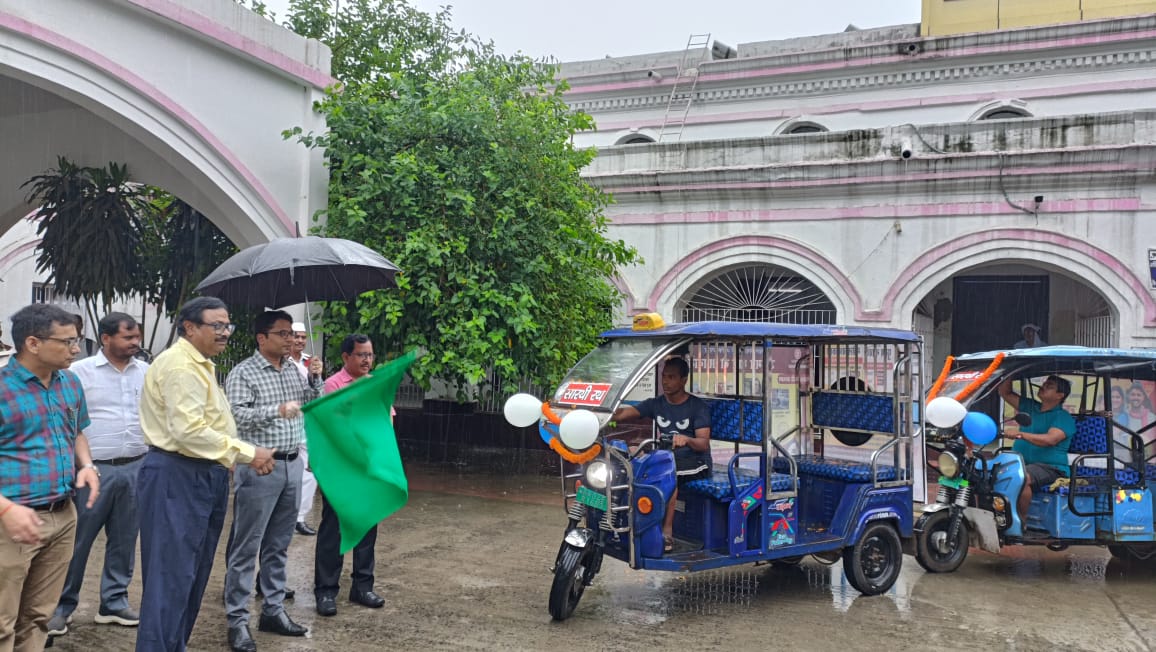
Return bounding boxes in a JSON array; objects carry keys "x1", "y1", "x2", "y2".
[{"x1": 81, "y1": 463, "x2": 101, "y2": 478}]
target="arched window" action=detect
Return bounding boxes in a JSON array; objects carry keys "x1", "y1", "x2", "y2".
[
  {"x1": 617, "y1": 134, "x2": 656, "y2": 144},
  {"x1": 784, "y1": 122, "x2": 827, "y2": 134},
  {"x1": 979, "y1": 107, "x2": 1031, "y2": 120},
  {"x1": 679, "y1": 265, "x2": 836, "y2": 324}
]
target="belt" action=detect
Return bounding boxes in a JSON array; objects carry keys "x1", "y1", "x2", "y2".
[
  {"x1": 27, "y1": 498, "x2": 71, "y2": 512},
  {"x1": 93, "y1": 453, "x2": 146, "y2": 466},
  {"x1": 272, "y1": 451, "x2": 299, "y2": 461},
  {"x1": 148, "y1": 446, "x2": 217, "y2": 466}
]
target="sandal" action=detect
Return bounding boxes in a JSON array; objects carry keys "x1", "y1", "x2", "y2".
[{"x1": 664, "y1": 535, "x2": 674, "y2": 553}]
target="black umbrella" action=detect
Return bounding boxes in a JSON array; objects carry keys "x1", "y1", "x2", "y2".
[{"x1": 194, "y1": 236, "x2": 400, "y2": 309}]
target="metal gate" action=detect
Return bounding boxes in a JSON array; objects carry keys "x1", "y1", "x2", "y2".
[{"x1": 1075, "y1": 314, "x2": 1115, "y2": 348}]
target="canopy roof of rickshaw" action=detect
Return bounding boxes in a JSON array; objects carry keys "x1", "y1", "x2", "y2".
[
  {"x1": 599, "y1": 321, "x2": 921, "y2": 343},
  {"x1": 954, "y1": 345, "x2": 1156, "y2": 379}
]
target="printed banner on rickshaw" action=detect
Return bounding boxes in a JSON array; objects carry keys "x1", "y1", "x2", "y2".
[{"x1": 557, "y1": 382, "x2": 613, "y2": 407}]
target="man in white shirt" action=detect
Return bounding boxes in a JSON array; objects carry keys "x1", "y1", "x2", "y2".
[
  {"x1": 1014, "y1": 323, "x2": 1047, "y2": 349},
  {"x1": 47, "y1": 313, "x2": 148, "y2": 637},
  {"x1": 287, "y1": 322, "x2": 311, "y2": 380},
  {"x1": 289, "y1": 322, "x2": 318, "y2": 536}
]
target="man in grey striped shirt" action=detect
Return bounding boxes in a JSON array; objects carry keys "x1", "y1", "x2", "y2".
[{"x1": 222, "y1": 310, "x2": 322, "y2": 651}]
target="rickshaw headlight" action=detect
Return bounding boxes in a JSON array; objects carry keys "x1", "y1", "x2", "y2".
[
  {"x1": 584, "y1": 460, "x2": 613, "y2": 490},
  {"x1": 938, "y1": 451, "x2": 960, "y2": 479}
]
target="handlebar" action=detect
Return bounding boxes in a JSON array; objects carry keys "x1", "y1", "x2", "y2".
[{"x1": 631, "y1": 433, "x2": 674, "y2": 458}]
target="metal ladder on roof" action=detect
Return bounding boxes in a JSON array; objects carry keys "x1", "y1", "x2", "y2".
[{"x1": 657, "y1": 33, "x2": 711, "y2": 143}]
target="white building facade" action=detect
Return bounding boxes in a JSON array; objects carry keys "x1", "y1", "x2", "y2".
[
  {"x1": 0, "y1": 0, "x2": 331, "y2": 350},
  {"x1": 561, "y1": 15, "x2": 1156, "y2": 372}
]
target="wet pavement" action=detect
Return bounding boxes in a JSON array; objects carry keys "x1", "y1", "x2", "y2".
[{"x1": 50, "y1": 466, "x2": 1156, "y2": 651}]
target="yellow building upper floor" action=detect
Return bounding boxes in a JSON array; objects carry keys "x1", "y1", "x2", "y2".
[{"x1": 922, "y1": 0, "x2": 1156, "y2": 36}]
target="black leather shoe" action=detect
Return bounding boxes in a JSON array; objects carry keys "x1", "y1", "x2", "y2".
[
  {"x1": 257, "y1": 611, "x2": 308, "y2": 637},
  {"x1": 228, "y1": 625, "x2": 257, "y2": 652},
  {"x1": 294, "y1": 521, "x2": 317, "y2": 536},
  {"x1": 316, "y1": 594, "x2": 337, "y2": 617},
  {"x1": 350, "y1": 590, "x2": 385, "y2": 608}
]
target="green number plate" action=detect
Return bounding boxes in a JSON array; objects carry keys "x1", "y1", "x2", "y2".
[
  {"x1": 938, "y1": 476, "x2": 969, "y2": 489},
  {"x1": 576, "y1": 485, "x2": 608, "y2": 511}
]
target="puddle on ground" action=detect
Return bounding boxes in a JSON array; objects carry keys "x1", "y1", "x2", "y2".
[{"x1": 588, "y1": 555, "x2": 921, "y2": 625}]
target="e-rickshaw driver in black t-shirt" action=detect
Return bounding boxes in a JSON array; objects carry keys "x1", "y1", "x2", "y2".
[{"x1": 612, "y1": 357, "x2": 712, "y2": 553}]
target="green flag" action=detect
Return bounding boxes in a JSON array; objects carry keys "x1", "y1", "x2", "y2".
[{"x1": 304, "y1": 349, "x2": 418, "y2": 554}]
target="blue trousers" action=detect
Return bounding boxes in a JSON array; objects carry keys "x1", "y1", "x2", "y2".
[
  {"x1": 135, "y1": 450, "x2": 229, "y2": 652},
  {"x1": 54, "y1": 457, "x2": 141, "y2": 617}
]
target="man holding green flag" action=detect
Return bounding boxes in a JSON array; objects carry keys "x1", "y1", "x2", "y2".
[{"x1": 304, "y1": 335, "x2": 417, "y2": 617}]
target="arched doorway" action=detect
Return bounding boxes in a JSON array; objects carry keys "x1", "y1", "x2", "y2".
[
  {"x1": 912, "y1": 261, "x2": 1117, "y2": 377},
  {"x1": 677, "y1": 264, "x2": 837, "y2": 323}
]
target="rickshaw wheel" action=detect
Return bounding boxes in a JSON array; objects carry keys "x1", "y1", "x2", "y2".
[
  {"x1": 914, "y1": 510, "x2": 969, "y2": 573},
  {"x1": 548, "y1": 544, "x2": 592, "y2": 621},
  {"x1": 843, "y1": 522, "x2": 902, "y2": 596},
  {"x1": 1109, "y1": 543, "x2": 1156, "y2": 562}
]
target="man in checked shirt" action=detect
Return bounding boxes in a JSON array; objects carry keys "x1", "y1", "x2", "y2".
[
  {"x1": 222, "y1": 310, "x2": 322, "y2": 652},
  {"x1": 0, "y1": 304, "x2": 100, "y2": 651}
]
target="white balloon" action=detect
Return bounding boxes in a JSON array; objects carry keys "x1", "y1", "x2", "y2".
[
  {"x1": 503, "y1": 393, "x2": 543, "y2": 428},
  {"x1": 559, "y1": 409, "x2": 601, "y2": 451},
  {"x1": 925, "y1": 396, "x2": 967, "y2": 428}
]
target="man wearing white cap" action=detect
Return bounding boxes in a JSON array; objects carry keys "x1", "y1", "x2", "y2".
[
  {"x1": 1014, "y1": 323, "x2": 1047, "y2": 349},
  {"x1": 289, "y1": 323, "x2": 318, "y2": 536}
]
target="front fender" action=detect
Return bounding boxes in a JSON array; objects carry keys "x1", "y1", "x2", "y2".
[
  {"x1": 963, "y1": 507, "x2": 1001, "y2": 554},
  {"x1": 564, "y1": 527, "x2": 595, "y2": 549},
  {"x1": 916, "y1": 503, "x2": 951, "y2": 521}
]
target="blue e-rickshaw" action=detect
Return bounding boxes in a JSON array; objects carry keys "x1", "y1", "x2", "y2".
[
  {"x1": 508, "y1": 321, "x2": 924, "y2": 620},
  {"x1": 917, "y1": 346, "x2": 1156, "y2": 573}
]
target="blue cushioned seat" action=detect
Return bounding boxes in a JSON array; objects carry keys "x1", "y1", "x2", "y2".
[
  {"x1": 707, "y1": 399, "x2": 764, "y2": 444},
  {"x1": 811, "y1": 393, "x2": 895, "y2": 434},
  {"x1": 772, "y1": 454, "x2": 900, "y2": 482},
  {"x1": 682, "y1": 465, "x2": 793, "y2": 500},
  {"x1": 1070, "y1": 416, "x2": 1109, "y2": 454},
  {"x1": 1039, "y1": 415, "x2": 1142, "y2": 494}
]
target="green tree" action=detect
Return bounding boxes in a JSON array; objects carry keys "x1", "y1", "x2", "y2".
[
  {"x1": 280, "y1": 0, "x2": 640, "y2": 394},
  {"x1": 137, "y1": 192, "x2": 238, "y2": 347},
  {"x1": 22, "y1": 158, "x2": 147, "y2": 325},
  {"x1": 22, "y1": 159, "x2": 236, "y2": 349}
]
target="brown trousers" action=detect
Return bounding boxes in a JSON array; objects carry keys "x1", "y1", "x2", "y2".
[{"x1": 0, "y1": 502, "x2": 77, "y2": 652}]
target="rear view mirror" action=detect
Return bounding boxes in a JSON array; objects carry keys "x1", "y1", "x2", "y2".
[{"x1": 1014, "y1": 412, "x2": 1032, "y2": 427}]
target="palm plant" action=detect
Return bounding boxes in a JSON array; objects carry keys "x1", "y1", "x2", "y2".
[{"x1": 22, "y1": 158, "x2": 146, "y2": 326}]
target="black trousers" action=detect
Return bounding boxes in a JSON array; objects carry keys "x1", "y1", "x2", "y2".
[{"x1": 313, "y1": 492, "x2": 378, "y2": 598}]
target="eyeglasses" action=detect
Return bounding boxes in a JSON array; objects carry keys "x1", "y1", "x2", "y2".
[
  {"x1": 352, "y1": 352, "x2": 375, "y2": 360},
  {"x1": 200, "y1": 322, "x2": 237, "y2": 335},
  {"x1": 265, "y1": 330, "x2": 294, "y2": 339},
  {"x1": 40, "y1": 336, "x2": 82, "y2": 349}
]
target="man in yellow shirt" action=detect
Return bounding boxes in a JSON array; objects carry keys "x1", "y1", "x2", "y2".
[{"x1": 135, "y1": 297, "x2": 274, "y2": 652}]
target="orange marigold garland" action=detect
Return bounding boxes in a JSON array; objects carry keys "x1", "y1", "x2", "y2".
[
  {"x1": 927, "y1": 355, "x2": 955, "y2": 400},
  {"x1": 541, "y1": 402, "x2": 562, "y2": 425},
  {"x1": 541, "y1": 401, "x2": 602, "y2": 463},
  {"x1": 550, "y1": 438, "x2": 603, "y2": 464},
  {"x1": 954, "y1": 352, "x2": 1005, "y2": 402}
]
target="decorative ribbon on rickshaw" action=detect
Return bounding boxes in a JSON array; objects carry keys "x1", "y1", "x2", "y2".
[
  {"x1": 542, "y1": 401, "x2": 603, "y2": 464},
  {"x1": 927, "y1": 352, "x2": 1005, "y2": 401}
]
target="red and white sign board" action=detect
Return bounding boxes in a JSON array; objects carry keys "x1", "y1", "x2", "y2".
[{"x1": 558, "y1": 382, "x2": 613, "y2": 406}]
